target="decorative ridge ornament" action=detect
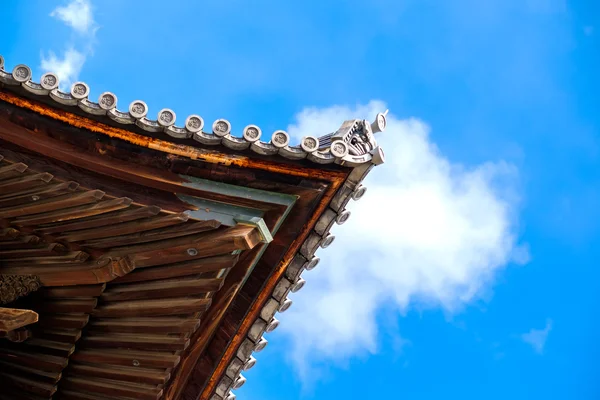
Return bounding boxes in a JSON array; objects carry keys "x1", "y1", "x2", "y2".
[
  {"x1": 0, "y1": 56, "x2": 388, "y2": 167},
  {"x1": 0, "y1": 274, "x2": 42, "y2": 304}
]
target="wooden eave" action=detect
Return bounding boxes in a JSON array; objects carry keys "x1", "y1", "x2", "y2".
[{"x1": 0, "y1": 62, "x2": 381, "y2": 400}]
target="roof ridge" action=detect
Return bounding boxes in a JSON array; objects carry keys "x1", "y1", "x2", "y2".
[{"x1": 0, "y1": 56, "x2": 387, "y2": 167}]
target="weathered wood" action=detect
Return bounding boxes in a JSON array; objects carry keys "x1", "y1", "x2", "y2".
[
  {"x1": 71, "y1": 348, "x2": 180, "y2": 369},
  {"x1": 0, "y1": 235, "x2": 41, "y2": 250},
  {"x1": 61, "y1": 376, "x2": 163, "y2": 400},
  {"x1": 0, "y1": 162, "x2": 27, "y2": 180},
  {"x1": 0, "y1": 359, "x2": 62, "y2": 381},
  {"x1": 111, "y1": 254, "x2": 237, "y2": 284},
  {"x1": 83, "y1": 219, "x2": 221, "y2": 249},
  {"x1": 69, "y1": 363, "x2": 171, "y2": 385},
  {"x1": 58, "y1": 213, "x2": 189, "y2": 242},
  {"x1": 130, "y1": 225, "x2": 261, "y2": 268},
  {"x1": 89, "y1": 317, "x2": 201, "y2": 335},
  {"x1": 0, "y1": 92, "x2": 347, "y2": 180},
  {"x1": 92, "y1": 298, "x2": 211, "y2": 318},
  {"x1": 0, "y1": 348, "x2": 68, "y2": 372},
  {"x1": 60, "y1": 389, "x2": 139, "y2": 400},
  {"x1": 36, "y1": 298, "x2": 98, "y2": 314},
  {"x1": 0, "y1": 91, "x2": 352, "y2": 400},
  {"x1": 0, "y1": 172, "x2": 53, "y2": 193},
  {"x1": 37, "y1": 205, "x2": 161, "y2": 234},
  {"x1": 37, "y1": 314, "x2": 89, "y2": 330},
  {"x1": 12, "y1": 197, "x2": 133, "y2": 226},
  {"x1": 101, "y1": 276, "x2": 224, "y2": 302},
  {"x1": 22, "y1": 338, "x2": 76, "y2": 357},
  {"x1": 0, "y1": 181, "x2": 78, "y2": 209},
  {"x1": 1, "y1": 257, "x2": 133, "y2": 286},
  {"x1": 0, "y1": 251, "x2": 89, "y2": 267},
  {"x1": 0, "y1": 142, "x2": 194, "y2": 214},
  {"x1": 181, "y1": 175, "x2": 341, "y2": 400},
  {"x1": 0, "y1": 371, "x2": 57, "y2": 397},
  {"x1": 0, "y1": 242, "x2": 65, "y2": 259},
  {"x1": 83, "y1": 333, "x2": 190, "y2": 351},
  {"x1": 34, "y1": 328, "x2": 82, "y2": 344},
  {"x1": 0, "y1": 308, "x2": 38, "y2": 331},
  {"x1": 40, "y1": 284, "x2": 106, "y2": 298},
  {"x1": 0, "y1": 190, "x2": 104, "y2": 219},
  {"x1": 38, "y1": 263, "x2": 133, "y2": 286}
]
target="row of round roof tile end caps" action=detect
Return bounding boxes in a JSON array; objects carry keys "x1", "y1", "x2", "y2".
[
  {"x1": 0, "y1": 56, "x2": 388, "y2": 166},
  {"x1": 214, "y1": 171, "x2": 372, "y2": 399}
]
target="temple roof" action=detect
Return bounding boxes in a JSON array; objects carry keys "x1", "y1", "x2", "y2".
[
  {"x1": 0, "y1": 54, "x2": 386, "y2": 400},
  {"x1": 0, "y1": 56, "x2": 387, "y2": 169}
]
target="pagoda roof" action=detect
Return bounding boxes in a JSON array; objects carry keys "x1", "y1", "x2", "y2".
[
  {"x1": 0, "y1": 56, "x2": 387, "y2": 169},
  {"x1": 0, "y1": 55, "x2": 387, "y2": 400}
]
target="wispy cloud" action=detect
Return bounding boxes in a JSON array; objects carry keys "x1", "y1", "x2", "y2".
[
  {"x1": 521, "y1": 319, "x2": 553, "y2": 354},
  {"x1": 50, "y1": 0, "x2": 96, "y2": 35},
  {"x1": 282, "y1": 101, "x2": 528, "y2": 379},
  {"x1": 41, "y1": 0, "x2": 98, "y2": 90}
]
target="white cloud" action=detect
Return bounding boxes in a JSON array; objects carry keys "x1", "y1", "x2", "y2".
[
  {"x1": 50, "y1": 0, "x2": 96, "y2": 35},
  {"x1": 41, "y1": 0, "x2": 98, "y2": 91},
  {"x1": 40, "y1": 48, "x2": 86, "y2": 90},
  {"x1": 281, "y1": 101, "x2": 528, "y2": 378},
  {"x1": 521, "y1": 319, "x2": 553, "y2": 354}
]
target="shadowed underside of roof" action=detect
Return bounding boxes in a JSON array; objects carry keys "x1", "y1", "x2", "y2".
[{"x1": 0, "y1": 54, "x2": 384, "y2": 400}]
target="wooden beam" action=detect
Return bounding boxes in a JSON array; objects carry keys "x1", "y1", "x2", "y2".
[
  {"x1": 0, "y1": 348, "x2": 68, "y2": 372},
  {"x1": 0, "y1": 235, "x2": 41, "y2": 250},
  {"x1": 0, "y1": 359, "x2": 61, "y2": 382},
  {"x1": 11, "y1": 197, "x2": 132, "y2": 226},
  {"x1": 0, "y1": 243, "x2": 65, "y2": 259},
  {"x1": 0, "y1": 190, "x2": 104, "y2": 219},
  {"x1": 0, "y1": 172, "x2": 53, "y2": 193},
  {"x1": 89, "y1": 317, "x2": 200, "y2": 335},
  {"x1": 35, "y1": 298, "x2": 98, "y2": 314},
  {"x1": 129, "y1": 225, "x2": 261, "y2": 268},
  {"x1": 71, "y1": 349, "x2": 180, "y2": 369},
  {"x1": 0, "y1": 371, "x2": 57, "y2": 397},
  {"x1": 92, "y1": 298, "x2": 211, "y2": 318},
  {"x1": 101, "y1": 277, "x2": 224, "y2": 302},
  {"x1": 111, "y1": 254, "x2": 237, "y2": 284},
  {"x1": 83, "y1": 220, "x2": 221, "y2": 249},
  {"x1": 40, "y1": 284, "x2": 106, "y2": 298},
  {"x1": 82, "y1": 333, "x2": 190, "y2": 351},
  {"x1": 69, "y1": 363, "x2": 171, "y2": 386},
  {"x1": 0, "y1": 162, "x2": 27, "y2": 179},
  {"x1": 0, "y1": 251, "x2": 90, "y2": 268},
  {"x1": 57, "y1": 213, "x2": 189, "y2": 242},
  {"x1": 37, "y1": 314, "x2": 89, "y2": 330},
  {"x1": 60, "y1": 376, "x2": 163, "y2": 400},
  {"x1": 19, "y1": 338, "x2": 76, "y2": 357},
  {"x1": 37, "y1": 205, "x2": 160, "y2": 234},
  {"x1": 0, "y1": 181, "x2": 78, "y2": 208},
  {"x1": 0, "y1": 308, "x2": 38, "y2": 332},
  {"x1": 0, "y1": 257, "x2": 134, "y2": 286}
]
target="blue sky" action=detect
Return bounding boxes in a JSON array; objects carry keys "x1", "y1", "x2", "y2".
[{"x1": 1, "y1": 1, "x2": 599, "y2": 399}]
